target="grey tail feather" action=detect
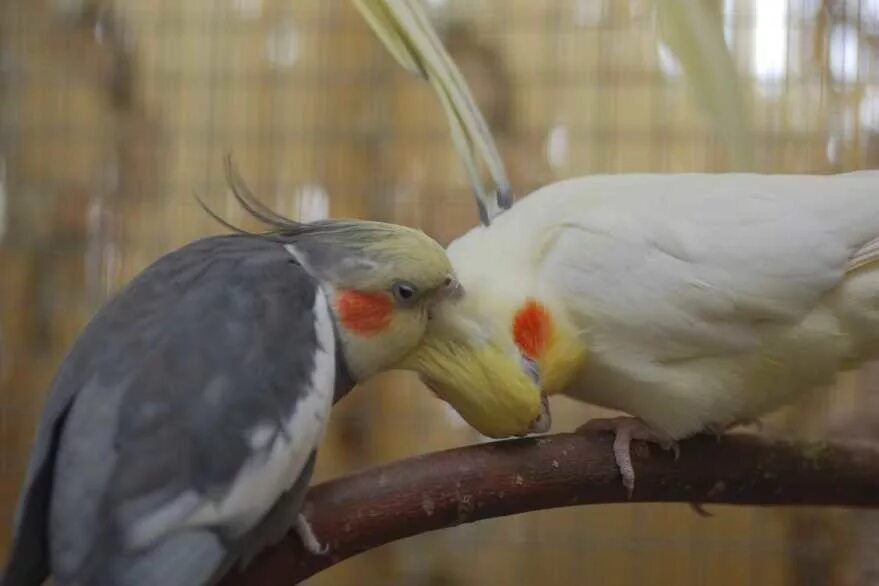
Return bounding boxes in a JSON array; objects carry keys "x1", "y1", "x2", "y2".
[
  {"x1": 1, "y1": 410, "x2": 71, "y2": 586},
  {"x1": 1, "y1": 462, "x2": 51, "y2": 585},
  {"x1": 69, "y1": 531, "x2": 228, "y2": 586}
]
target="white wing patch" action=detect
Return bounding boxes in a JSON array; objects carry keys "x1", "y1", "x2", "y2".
[{"x1": 128, "y1": 290, "x2": 336, "y2": 548}]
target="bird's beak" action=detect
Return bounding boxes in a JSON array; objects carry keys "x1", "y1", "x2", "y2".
[
  {"x1": 427, "y1": 279, "x2": 462, "y2": 321},
  {"x1": 434, "y1": 277, "x2": 464, "y2": 303},
  {"x1": 524, "y1": 393, "x2": 552, "y2": 435}
]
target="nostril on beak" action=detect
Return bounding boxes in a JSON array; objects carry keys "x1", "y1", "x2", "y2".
[
  {"x1": 447, "y1": 278, "x2": 464, "y2": 301},
  {"x1": 437, "y1": 276, "x2": 464, "y2": 302}
]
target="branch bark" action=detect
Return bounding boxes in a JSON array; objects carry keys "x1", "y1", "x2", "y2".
[{"x1": 219, "y1": 432, "x2": 879, "y2": 586}]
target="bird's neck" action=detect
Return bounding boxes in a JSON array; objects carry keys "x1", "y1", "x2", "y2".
[
  {"x1": 538, "y1": 310, "x2": 587, "y2": 395},
  {"x1": 506, "y1": 295, "x2": 585, "y2": 395}
]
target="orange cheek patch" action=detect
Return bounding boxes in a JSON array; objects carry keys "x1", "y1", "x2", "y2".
[
  {"x1": 336, "y1": 290, "x2": 393, "y2": 336},
  {"x1": 513, "y1": 299, "x2": 553, "y2": 359}
]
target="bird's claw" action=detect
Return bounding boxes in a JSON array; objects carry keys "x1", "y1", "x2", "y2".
[
  {"x1": 707, "y1": 418, "x2": 763, "y2": 438},
  {"x1": 295, "y1": 514, "x2": 329, "y2": 556},
  {"x1": 577, "y1": 416, "x2": 678, "y2": 497},
  {"x1": 689, "y1": 502, "x2": 713, "y2": 517}
]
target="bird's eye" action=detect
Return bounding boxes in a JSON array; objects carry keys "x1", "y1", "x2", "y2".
[{"x1": 391, "y1": 281, "x2": 419, "y2": 303}]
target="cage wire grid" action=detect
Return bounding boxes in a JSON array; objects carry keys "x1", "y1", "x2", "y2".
[{"x1": 0, "y1": 0, "x2": 878, "y2": 585}]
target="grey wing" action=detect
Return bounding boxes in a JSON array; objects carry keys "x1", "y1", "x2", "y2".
[
  {"x1": 1, "y1": 295, "x2": 102, "y2": 586},
  {"x1": 0, "y1": 388, "x2": 71, "y2": 586},
  {"x1": 2, "y1": 235, "x2": 337, "y2": 586}
]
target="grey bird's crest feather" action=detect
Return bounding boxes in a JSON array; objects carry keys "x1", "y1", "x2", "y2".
[{"x1": 196, "y1": 155, "x2": 451, "y2": 291}]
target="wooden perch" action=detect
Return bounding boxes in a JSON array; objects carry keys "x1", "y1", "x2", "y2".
[{"x1": 220, "y1": 431, "x2": 879, "y2": 586}]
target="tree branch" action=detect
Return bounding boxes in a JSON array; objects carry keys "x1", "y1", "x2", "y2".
[{"x1": 219, "y1": 432, "x2": 879, "y2": 586}]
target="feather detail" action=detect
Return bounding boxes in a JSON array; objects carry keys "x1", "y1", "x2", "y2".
[
  {"x1": 513, "y1": 299, "x2": 553, "y2": 360},
  {"x1": 351, "y1": 0, "x2": 511, "y2": 224},
  {"x1": 444, "y1": 172, "x2": 879, "y2": 438},
  {"x1": 848, "y1": 236, "x2": 879, "y2": 273},
  {"x1": 335, "y1": 290, "x2": 393, "y2": 335}
]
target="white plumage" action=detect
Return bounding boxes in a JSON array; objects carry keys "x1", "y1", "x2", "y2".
[{"x1": 443, "y1": 172, "x2": 879, "y2": 457}]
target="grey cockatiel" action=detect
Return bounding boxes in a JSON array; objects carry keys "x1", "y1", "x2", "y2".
[{"x1": 1, "y1": 160, "x2": 464, "y2": 586}]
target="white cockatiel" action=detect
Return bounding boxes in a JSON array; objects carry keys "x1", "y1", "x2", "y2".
[
  {"x1": 350, "y1": 0, "x2": 879, "y2": 491},
  {"x1": 399, "y1": 171, "x2": 879, "y2": 492}
]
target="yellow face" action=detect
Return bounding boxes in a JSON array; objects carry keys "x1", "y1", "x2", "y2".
[
  {"x1": 396, "y1": 292, "x2": 586, "y2": 438},
  {"x1": 398, "y1": 335, "x2": 548, "y2": 437},
  {"x1": 288, "y1": 219, "x2": 461, "y2": 381},
  {"x1": 394, "y1": 291, "x2": 552, "y2": 437}
]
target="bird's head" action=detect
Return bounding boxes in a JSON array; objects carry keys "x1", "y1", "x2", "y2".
[
  {"x1": 286, "y1": 220, "x2": 460, "y2": 381},
  {"x1": 398, "y1": 280, "x2": 581, "y2": 437},
  {"x1": 207, "y1": 157, "x2": 460, "y2": 383},
  {"x1": 395, "y1": 282, "x2": 582, "y2": 438}
]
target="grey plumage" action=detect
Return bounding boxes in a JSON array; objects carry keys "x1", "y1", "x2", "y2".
[
  {"x1": 3, "y1": 234, "x2": 345, "y2": 586},
  {"x1": 3, "y1": 157, "x2": 454, "y2": 586}
]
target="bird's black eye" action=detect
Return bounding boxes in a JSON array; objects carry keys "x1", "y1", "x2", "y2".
[{"x1": 391, "y1": 281, "x2": 418, "y2": 303}]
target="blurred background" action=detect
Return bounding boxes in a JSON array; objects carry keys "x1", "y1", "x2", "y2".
[{"x1": 1, "y1": 0, "x2": 878, "y2": 584}]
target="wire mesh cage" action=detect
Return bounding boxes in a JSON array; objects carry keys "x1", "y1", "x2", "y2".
[{"x1": 1, "y1": 0, "x2": 877, "y2": 584}]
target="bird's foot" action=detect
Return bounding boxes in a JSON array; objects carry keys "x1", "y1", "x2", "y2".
[
  {"x1": 295, "y1": 514, "x2": 329, "y2": 555},
  {"x1": 577, "y1": 416, "x2": 678, "y2": 497},
  {"x1": 689, "y1": 502, "x2": 713, "y2": 517},
  {"x1": 735, "y1": 417, "x2": 763, "y2": 432}
]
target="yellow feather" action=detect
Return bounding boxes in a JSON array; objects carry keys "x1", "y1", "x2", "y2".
[
  {"x1": 397, "y1": 336, "x2": 541, "y2": 438},
  {"x1": 539, "y1": 326, "x2": 588, "y2": 397}
]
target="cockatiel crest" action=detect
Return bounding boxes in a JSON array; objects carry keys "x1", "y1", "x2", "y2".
[{"x1": 1, "y1": 158, "x2": 466, "y2": 586}]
